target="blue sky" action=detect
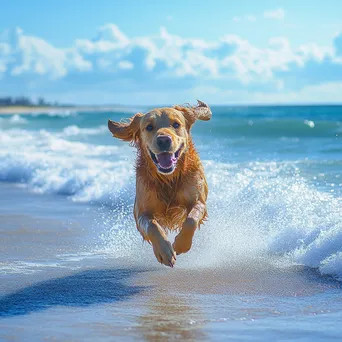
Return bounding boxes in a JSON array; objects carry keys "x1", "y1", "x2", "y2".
[{"x1": 1, "y1": 0, "x2": 342, "y2": 105}]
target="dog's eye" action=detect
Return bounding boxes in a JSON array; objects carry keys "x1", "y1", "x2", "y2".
[
  {"x1": 146, "y1": 124, "x2": 153, "y2": 132},
  {"x1": 173, "y1": 122, "x2": 180, "y2": 129}
]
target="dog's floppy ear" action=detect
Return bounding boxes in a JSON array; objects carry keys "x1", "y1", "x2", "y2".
[
  {"x1": 108, "y1": 113, "x2": 144, "y2": 143},
  {"x1": 174, "y1": 100, "x2": 212, "y2": 128}
]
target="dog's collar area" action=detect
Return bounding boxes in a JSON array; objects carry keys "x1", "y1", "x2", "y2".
[{"x1": 149, "y1": 145, "x2": 183, "y2": 175}]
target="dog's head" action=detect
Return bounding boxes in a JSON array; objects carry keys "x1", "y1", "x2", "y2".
[{"x1": 108, "y1": 100, "x2": 212, "y2": 175}]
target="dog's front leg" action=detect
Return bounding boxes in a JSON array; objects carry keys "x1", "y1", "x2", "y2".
[
  {"x1": 173, "y1": 201, "x2": 206, "y2": 255},
  {"x1": 137, "y1": 214, "x2": 176, "y2": 267}
]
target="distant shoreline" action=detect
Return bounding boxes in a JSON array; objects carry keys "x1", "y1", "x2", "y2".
[{"x1": 1, "y1": 103, "x2": 342, "y2": 115}]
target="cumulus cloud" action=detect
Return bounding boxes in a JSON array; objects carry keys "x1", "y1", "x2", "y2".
[
  {"x1": 0, "y1": 27, "x2": 91, "y2": 80},
  {"x1": 264, "y1": 8, "x2": 285, "y2": 20},
  {"x1": 0, "y1": 25, "x2": 342, "y2": 104}
]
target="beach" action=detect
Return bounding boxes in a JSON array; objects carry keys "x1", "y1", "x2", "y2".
[{"x1": 1, "y1": 105, "x2": 342, "y2": 340}]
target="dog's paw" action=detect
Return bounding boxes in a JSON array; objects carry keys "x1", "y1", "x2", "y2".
[
  {"x1": 152, "y1": 238, "x2": 176, "y2": 268},
  {"x1": 172, "y1": 233, "x2": 193, "y2": 255}
]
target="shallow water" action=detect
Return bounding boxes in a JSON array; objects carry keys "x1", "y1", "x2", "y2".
[{"x1": 0, "y1": 105, "x2": 342, "y2": 340}]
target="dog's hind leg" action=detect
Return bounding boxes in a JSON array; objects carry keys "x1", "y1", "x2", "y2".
[{"x1": 173, "y1": 201, "x2": 206, "y2": 255}]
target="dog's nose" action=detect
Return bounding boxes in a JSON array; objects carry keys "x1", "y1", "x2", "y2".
[{"x1": 157, "y1": 135, "x2": 172, "y2": 150}]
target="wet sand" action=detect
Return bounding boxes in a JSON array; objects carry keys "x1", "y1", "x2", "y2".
[
  {"x1": 1, "y1": 184, "x2": 342, "y2": 341},
  {"x1": 1, "y1": 261, "x2": 341, "y2": 341}
]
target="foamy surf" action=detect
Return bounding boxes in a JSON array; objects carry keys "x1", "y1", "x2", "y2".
[
  {"x1": 95, "y1": 160, "x2": 342, "y2": 281},
  {"x1": 0, "y1": 128, "x2": 135, "y2": 202},
  {"x1": 61, "y1": 125, "x2": 108, "y2": 137},
  {"x1": 0, "y1": 107, "x2": 341, "y2": 282}
]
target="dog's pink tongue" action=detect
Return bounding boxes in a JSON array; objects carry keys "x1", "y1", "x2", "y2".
[{"x1": 157, "y1": 153, "x2": 173, "y2": 168}]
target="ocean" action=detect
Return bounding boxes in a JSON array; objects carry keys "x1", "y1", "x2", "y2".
[{"x1": 0, "y1": 105, "x2": 342, "y2": 341}]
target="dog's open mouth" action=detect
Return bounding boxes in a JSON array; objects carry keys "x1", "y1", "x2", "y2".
[{"x1": 149, "y1": 145, "x2": 183, "y2": 174}]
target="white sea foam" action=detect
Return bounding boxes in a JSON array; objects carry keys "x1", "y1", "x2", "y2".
[
  {"x1": 304, "y1": 119, "x2": 315, "y2": 128},
  {"x1": 1, "y1": 128, "x2": 341, "y2": 280},
  {"x1": 29, "y1": 110, "x2": 78, "y2": 117},
  {"x1": 61, "y1": 124, "x2": 108, "y2": 137},
  {"x1": 0, "y1": 261, "x2": 68, "y2": 275},
  {"x1": 0, "y1": 128, "x2": 135, "y2": 203},
  {"x1": 98, "y1": 160, "x2": 342, "y2": 280},
  {"x1": 0, "y1": 114, "x2": 28, "y2": 126},
  {"x1": 9, "y1": 114, "x2": 28, "y2": 124}
]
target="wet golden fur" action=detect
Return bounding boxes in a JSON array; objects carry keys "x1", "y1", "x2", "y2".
[
  {"x1": 135, "y1": 137, "x2": 208, "y2": 231},
  {"x1": 108, "y1": 101, "x2": 212, "y2": 267}
]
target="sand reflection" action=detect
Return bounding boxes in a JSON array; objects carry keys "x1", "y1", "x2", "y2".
[{"x1": 137, "y1": 292, "x2": 206, "y2": 341}]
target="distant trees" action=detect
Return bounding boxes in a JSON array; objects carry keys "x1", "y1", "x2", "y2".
[
  {"x1": 0, "y1": 96, "x2": 64, "y2": 107},
  {"x1": 37, "y1": 97, "x2": 46, "y2": 106},
  {"x1": 0, "y1": 97, "x2": 15, "y2": 106}
]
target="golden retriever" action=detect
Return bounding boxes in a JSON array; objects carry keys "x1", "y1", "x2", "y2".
[{"x1": 108, "y1": 100, "x2": 212, "y2": 267}]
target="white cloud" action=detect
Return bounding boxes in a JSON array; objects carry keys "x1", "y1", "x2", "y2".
[
  {"x1": 0, "y1": 25, "x2": 341, "y2": 104},
  {"x1": 298, "y1": 42, "x2": 334, "y2": 61},
  {"x1": 0, "y1": 27, "x2": 91, "y2": 79},
  {"x1": 264, "y1": 8, "x2": 285, "y2": 21},
  {"x1": 97, "y1": 24, "x2": 130, "y2": 45},
  {"x1": 218, "y1": 34, "x2": 330, "y2": 84},
  {"x1": 118, "y1": 60, "x2": 133, "y2": 70}
]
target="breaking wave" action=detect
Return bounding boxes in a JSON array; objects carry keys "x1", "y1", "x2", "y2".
[{"x1": 0, "y1": 126, "x2": 341, "y2": 281}]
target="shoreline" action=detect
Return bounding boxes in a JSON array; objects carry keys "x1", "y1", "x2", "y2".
[{"x1": 2, "y1": 103, "x2": 342, "y2": 115}]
